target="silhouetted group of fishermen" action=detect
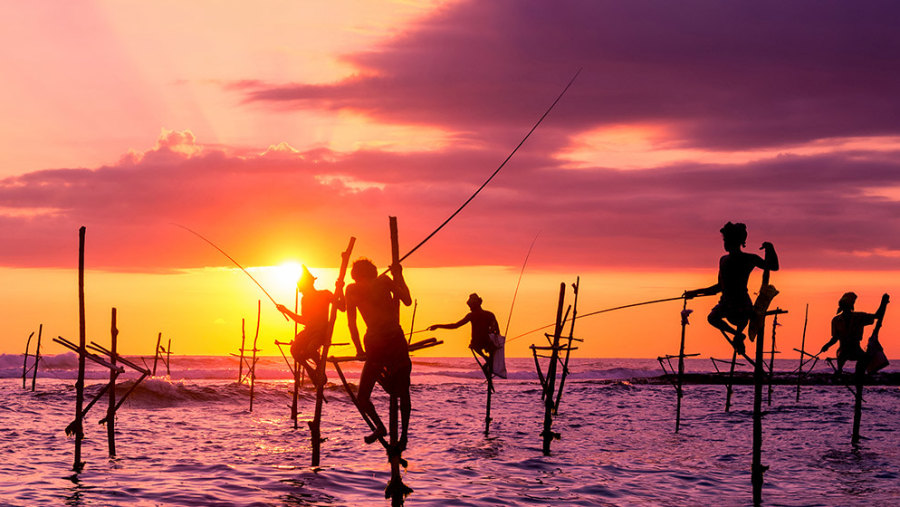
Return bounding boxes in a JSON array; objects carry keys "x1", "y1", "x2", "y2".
[
  {"x1": 276, "y1": 259, "x2": 413, "y2": 450},
  {"x1": 274, "y1": 221, "x2": 888, "y2": 499}
]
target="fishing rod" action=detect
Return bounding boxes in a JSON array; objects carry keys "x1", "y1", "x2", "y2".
[
  {"x1": 173, "y1": 223, "x2": 287, "y2": 320},
  {"x1": 504, "y1": 232, "x2": 540, "y2": 337},
  {"x1": 506, "y1": 293, "x2": 714, "y2": 343},
  {"x1": 393, "y1": 69, "x2": 581, "y2": 268}
]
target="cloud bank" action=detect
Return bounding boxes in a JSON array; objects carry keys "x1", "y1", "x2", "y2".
[{"x1": 3, "y1": 1, "x2": 900, "y2": 272}]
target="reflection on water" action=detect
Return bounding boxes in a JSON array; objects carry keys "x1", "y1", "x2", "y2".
[{"x1": 0, "y1": 370, "x2": 898, "y2": 505}]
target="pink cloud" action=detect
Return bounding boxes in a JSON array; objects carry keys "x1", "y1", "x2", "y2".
[{"x1": 1, "y1": 129, "x2": 900, "y2": 272}]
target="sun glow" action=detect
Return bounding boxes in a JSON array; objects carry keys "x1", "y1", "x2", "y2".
[{"x1": 250, "y1": 261, "x2": 306, "y2": 299}]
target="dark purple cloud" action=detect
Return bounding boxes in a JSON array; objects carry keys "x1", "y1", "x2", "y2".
[{"x1": 239, "y1": 0, "x2": 900, "y2": 152}]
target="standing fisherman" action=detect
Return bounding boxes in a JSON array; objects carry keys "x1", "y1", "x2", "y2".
[
  {"x1": 345, "y1": 258, "x2": 413, "y2": 452},
  {"x1": 429, "y1": 293, "x2": 501, "y2": 371},
  {"x1": 685, "y1": 222, "x2": 779, "y2": 355},
  {"x1": 276, "y1": 266, "x2": 343, "y2": 387},
  {"x1": 819, "y1": 292, "x2": 889, "y2": 375}
]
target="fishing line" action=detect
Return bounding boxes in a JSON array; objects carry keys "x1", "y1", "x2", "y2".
[
  {"x1": 172, "y1": 223, "x2": 286, "y2": 318},
  {"x1": 393, "y1": 69, "x2": 581, "y2": 267},
  {"x1": 506, "y1": 293, "x2": 714, "y2": 343},
  {"x1": 504, "y1": 232, "x2": 540, "y2": 337}
]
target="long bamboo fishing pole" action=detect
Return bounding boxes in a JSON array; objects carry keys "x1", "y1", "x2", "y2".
[
  {"x1": 392, "y1": 69, "x2": 581, "y2": 268},
  {"x1": 173, "y1": 223, "x2": 287, "y2": 320}
]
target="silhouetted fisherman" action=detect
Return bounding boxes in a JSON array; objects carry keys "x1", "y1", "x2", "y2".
[
  {"x1": 685, "y1": 222, "x2": 779, "y2": 355},
  {"x1": 276, "y1": 266, "x2": 343, "y2": 387},
  {"x1": 428, "y1": 293, "x2": 500, "y2": 366},
  {"x1": 820, "y1": 292, "x2": 889, "y2": 375},
  {"x1": 345, "y1": 258, "x2": 413, "y2": 451}
]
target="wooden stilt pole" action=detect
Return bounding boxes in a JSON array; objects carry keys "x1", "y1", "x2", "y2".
[
  {"x1": 165, "y1": 338, "x2": 172, "y2": 376},
  {"x1": 250, "y1": 300, "x2": 260, "y2": 412},
  {"x1": 239, "y1": 320, "x2": 246, "y2": 383},
  {"x1": 31, "y1": 324, "x2": 42, "y2": 392},
  {"x1": 554, "y1": 277, "x2": 580, "y2": 415},
  {"x1": 484, "y1": 351, "x2": 494, "y2": 436},
  {"x1": 23, "y1": 331, "x2": 34, "y2": 389},
  {"x1": 107, "y1": 308, "x2": 118, "y2": 457},
  {"x1": 291, "y1": 287, "x2": 299, "y2": 429},
  {"x1": 725, "y1": 350, "x2": 737, "y2": 412},
  {"x1": 851, "y1": 374, "x2": 864, "y2": 445},
  {"x1": 387, "y1": 218, "x2": 405, "y2": 488},
  {"x1": 675, "y1": 297, "x2": 688, "y2": 432},
  {"x1": 796, "y1": 304, "x2": 809, "y2": 402},
  {"x1": 74, "y1": 226, "x2": 86, "y2": 472},
  {"x1": 541, "y1": 283, "x2": 565, "y2": 456},
  {"x1": 532, "y1": 346, "x2": 547, "y2": 396},
  {"x1": 408, "y1": 299, "x2": 417, "y2": 344},
  {"x1": 388, "y1": 391, "x2": 401, "y2": 495},
  {"x1": 752, "y1": 267, "x2": 773, "y2": 506},
  {"x1": 152, "y1": 332, "x2": 161, "y2": 376},
  {"x1": 311, "y1": 236, "x2": 355, "y2": 466},
  {"x1": 852, "y1": 294, "x2": 888, "y2": 444},
  {"x1": 767, "y1": 311, "x2": 786, "y2": 406}
]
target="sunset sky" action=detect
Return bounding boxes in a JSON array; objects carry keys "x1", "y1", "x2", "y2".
[{"x1": 2, "y1": 1, "x2": 898, "y2": 360}]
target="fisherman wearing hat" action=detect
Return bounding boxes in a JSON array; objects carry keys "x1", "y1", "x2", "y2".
[
  {"x1": 685, "y1": 222, "x2": 779, "y2": 355},
  {"x1": 277, "y1": 265, "x2": 342, "y2": 387},
  {"x1": 428, "y1": 292, "x2": 500, "y2": 362},
  {"x1": 820, "y1": 292, "x2": 889, "y2": 375}
]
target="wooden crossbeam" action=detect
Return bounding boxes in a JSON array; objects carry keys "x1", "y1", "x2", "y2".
[{"x1": 54, "y1": 337, "x2": 125, "y2": 373}]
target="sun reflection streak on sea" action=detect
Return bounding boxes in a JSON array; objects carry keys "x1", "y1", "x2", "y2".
[{"x1": 0, "y1": 357, "x2": 898, "y2": 506}]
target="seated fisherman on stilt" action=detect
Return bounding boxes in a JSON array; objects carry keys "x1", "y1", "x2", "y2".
[
  {"x1": 345, "y1": 258, "x2": 412, "y2": 453},
  {"x1": 684, "y1": 222, "x2": 779, "y2": 355},
  {"x1": 277, "y1": 265, "x2": 343, "y2": 387},
  {"x1": 819, "y1": 292, "x2": 888, "y2": 375},
  {"x1": 428, "y1": 293, "x2": 500, "y2": 373}
]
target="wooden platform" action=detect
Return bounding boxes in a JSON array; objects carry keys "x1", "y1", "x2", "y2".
[{"x1": 638, "y1": 371, "x2": 900, "y2": 386}]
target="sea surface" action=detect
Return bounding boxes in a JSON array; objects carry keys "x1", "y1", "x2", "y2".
[{"x1": 1, "y1": 355, "x2": 898, "y2": 506}]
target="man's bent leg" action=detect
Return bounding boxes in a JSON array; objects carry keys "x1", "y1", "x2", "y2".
[{"x1": 358, "y1": 360, "x2": 387, "y2": 443}]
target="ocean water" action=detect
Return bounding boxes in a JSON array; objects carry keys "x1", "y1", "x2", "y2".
[{"x1": 1, "y1": 356, "x2": 898, "y2": 506}]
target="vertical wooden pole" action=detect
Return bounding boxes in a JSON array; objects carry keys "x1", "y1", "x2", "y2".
[
  {"x1": 542, "y1": 283, "x2": 565, "y2": 456},
  {"x1": 767, "y1": 313, "x2": 779, "y2": 406},
  {"x1": 484, "y1": 351, "x2": 494, "y2": 436},
  {"x1": 153, "y1": 332, "x2": 161, "y2": 376},
  {"x1": 852, "y1": 295, "x2": 887, "y2": 444},
  {"x1": 108, "y1": 308, "x2": 118, "y2": 457},
  {"x1": 31, "y1": 324, "x2": 42, "y2": 391},
  {"x1": 675, "y1": 297, "x2": 688, "y2": 432},
  {"x1": 389, "y1": 393, "x2": 400, "y2": 482},
  {"x1": 388, "y1": 218, "x2": 404, "y2": 482},
  {"x1": 74, "y1": 226, "x2": 86, "y2": 472},
  {"x1": 239, "y1": 320, "x2": 246, "y2": 383},
  {"x1": 250, "y1": 300, "x2": 260, "y2": 412},
  {"x1": 165, "y1": 338, "x2": 172, "y2": 376},
  {"x1": 725, "y1": 350, "x2": 737, "y2": 412},
  {"x1": 389, "y1": 216, "x2": 400, "y2": 271},
  {"x1": 23, "y1": 332, "x2": 33, "y2": 389},
  {"x1": 851, "y1": 375, "x2": 864, "y2": 445},
  {"x1": 311, "y1": 236, "x2": 355, "y2": 467},
  {"x1": 796, "y1": 304, "x2": 809, "y2": 403},
  {"x1": 292, "y1": 287, "x2": 299, "y2": 429},
  {"x1": 554, "y1": 277, "x2": 580, "y2": 414},
  {"x1": 752, "y1": 267, "x2": 771, "y2": 506},
  {"x1": 532, "y1": 346, "x2": 547, "y2": 396},
  {"x1": 408, "y1": 299, "x2": 417, "y2": 344}
]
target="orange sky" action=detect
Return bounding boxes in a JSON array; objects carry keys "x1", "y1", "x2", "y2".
[{"x1": 2, "y1": 1, "x2": 898, "y2": 359}]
